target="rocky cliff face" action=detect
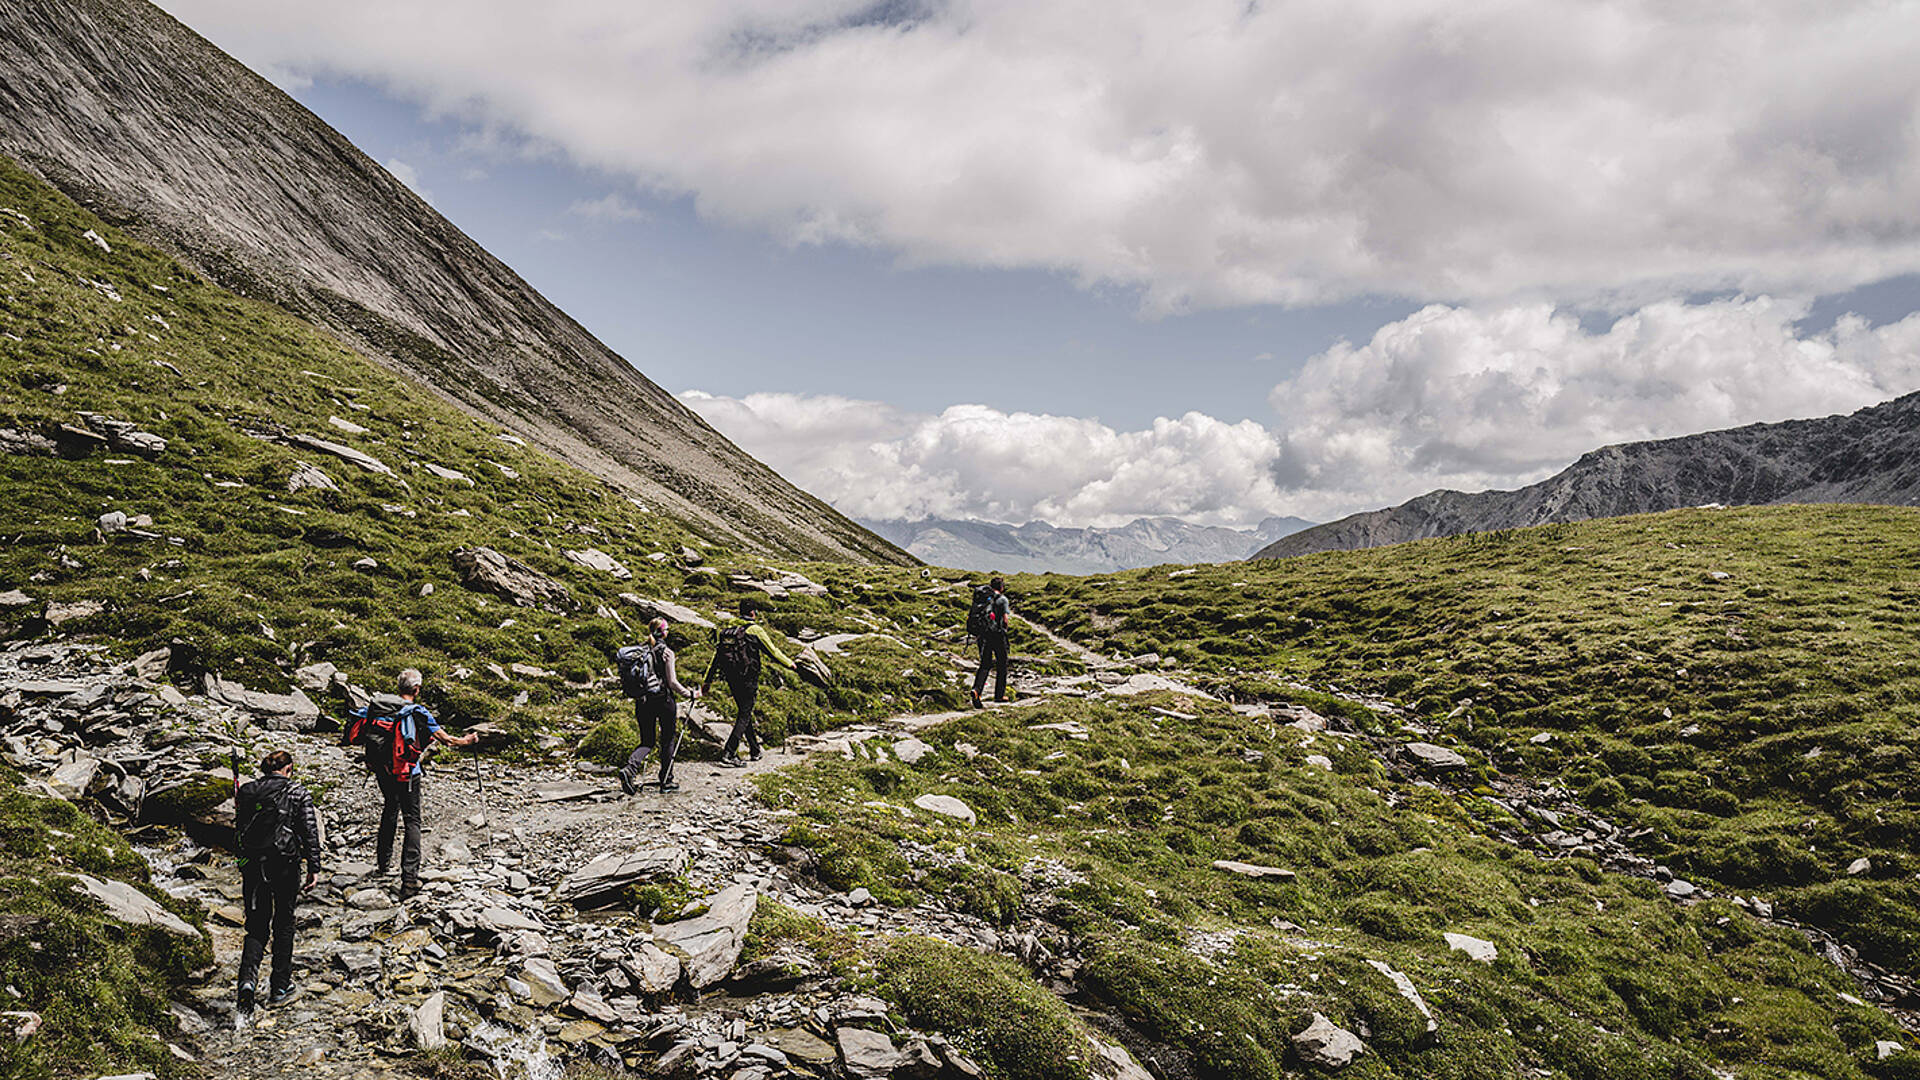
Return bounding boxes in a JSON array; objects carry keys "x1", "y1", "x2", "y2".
[
  {"x1": 1254, "y1": 390, "x2": 1920, "y2": 559},
  {"x1": 0, "y1": 0, "x2": 908, "y2": 566}
]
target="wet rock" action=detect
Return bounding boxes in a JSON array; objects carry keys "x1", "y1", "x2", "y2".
[
  {"x1": 521, "y1": 957, "x2": 569, "y2": 1006},
  {"x1": 913, "y1": 794, "x2": 976, "y2": 825},
  {"x1": 67, "y1": 873, "x2": 199, "y2": 937},
  {"x1": 1211, "y1": 859, "x2": 1295, "y2": 881},
  {"x1": 1292, "y1": 1012, "x2": 1366, "y2": 1068},
  {"x1": 451, "y1": 546, "x2": 573, "y2": 612},
  {"x1": 1403, "y1": 742, "x2": 1467, "y2": 770},
  {"x1": 653, "y1": 883, "x2": 758, "y2": 989},
  {"x1": 837, "y1": 1027, "x2": 903, "y2": 1080},
  {"x1": 1443, "y1": 932, "x2": 1497, "y2": 963},
  {"x1": 555, "y1": 846, "x2": 690, "y2": 907},
  {"x1": 409, "y1": 991, "x2": 446, "y2": 1051}
]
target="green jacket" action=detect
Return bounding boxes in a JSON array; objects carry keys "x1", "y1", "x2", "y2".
[{"x1": 704, "y1": 621, "x2": 797, "y2": 684}]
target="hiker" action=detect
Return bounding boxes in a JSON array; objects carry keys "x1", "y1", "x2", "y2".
[
  {"x1": 703, "y1": 597, "x2": 798, "y2": 767},
  {"x1": 344, "y1": 668, "x2": 479, "y2": 899},
  {"x1": 617, "y1": 617, "x2": 700, "y2": 794},
  {"x1": 233, "y1": 749, "x2": 322, "y2": 1016},
  {"x1": 969, "y1": 575, "x2": 1013, "y2": 707}
]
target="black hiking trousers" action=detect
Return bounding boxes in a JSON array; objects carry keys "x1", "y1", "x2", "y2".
[
  {"x1": 973, "y1": 631, "x2": 1009, "y2": 702},
  {"x1": 238, "y1": 854, "x2": 302, "y2": 994},
  {"x1": 721, "y1": 674, "x2": 762, "y2": 759},
  {"x1": 374, "y1": 770, "x2": 424, "y2": 890},
  {"x1": 624, "y1": 695, "x2": 681, "y2": 783}
]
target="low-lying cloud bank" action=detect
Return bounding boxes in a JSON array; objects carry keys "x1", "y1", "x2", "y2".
[{"x1": 686, "y1": 299, "x2": 1920, "y2": 527}]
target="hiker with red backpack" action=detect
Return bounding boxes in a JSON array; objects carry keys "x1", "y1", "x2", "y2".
[
  {"x1": 702, "y1": 598, "x2": 798, "y2": 767},
  {"x1": 616, "y1": 617, "x2": 700, "y2": 795},
  {"x1": 342, "y1": 668, "x2": 478, "y2": 899},
  {"x1": 233, "y1": 749, "x2": 323, "y2": 1019},
  {"x1": 968, "y1": 576, "x2": 1013, "y2": 707}
]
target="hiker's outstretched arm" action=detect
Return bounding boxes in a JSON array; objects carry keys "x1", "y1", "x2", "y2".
[{"x1": 749, "y1": 623, "x2": 797, "y2": 670}]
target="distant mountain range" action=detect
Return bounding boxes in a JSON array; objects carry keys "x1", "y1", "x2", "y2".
[
  {"x1": 1254, "y1": 389, "x2": 1920, "y2": 559},
  {"x1": 863, "y1": 516, "x2": 1315, "y2": 573}
]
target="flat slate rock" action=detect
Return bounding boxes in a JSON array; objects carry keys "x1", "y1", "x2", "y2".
[
  {"x1": 837, "y1": 1027, "x2": 904, "y2": 1080},
  {"x1": 533, "y1": 782, "x2": 601, "y2": 803},
  {"x1": 554, "y1": 847, "x2": 689, "y2": 906},
  {"x1": 1444, "y1": 932, "x2": 1498, "y2": 963},
  {"x1": 1211, "y1": 859, "x2": 1296, "y2": 881},
  {"x1": 652, "y1": 883, "x2": 758, "y2": 989},
  {"x1": 67, "y1": 873, "x2": 199, "y2": 937},
  {"x1": 1403, "y1": 742, "x2": 1468, "y2": 769},
  {"x1": 912, "y1": 794, "x2": 976, "y2": 825}
]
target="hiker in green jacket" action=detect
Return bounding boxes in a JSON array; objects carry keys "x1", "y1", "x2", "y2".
[{"x1": 702, "y1": 597, "x2": 797, "y2": 766}]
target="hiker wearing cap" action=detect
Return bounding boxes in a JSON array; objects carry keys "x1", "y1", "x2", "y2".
[
  {"x1": 233, "y1": 749, "x2": 322, "y2": 1017},
  {"x1": 616, "y1": 618, "x2": 700, "y2": 794},
  {"x1": 703, "y1": 597, "x2": 798, "y2": 767}
]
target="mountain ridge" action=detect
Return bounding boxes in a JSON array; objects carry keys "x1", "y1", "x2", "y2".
[
  {"x1": 0, "y1": 0, "x2": 909, "y2": 565},
  {"x1": 1254, "y1": 390, "x2": 1920, "y2": 559},
  {"x1": 864, "y1": 514, "x2": 1314, "y2": 573}
]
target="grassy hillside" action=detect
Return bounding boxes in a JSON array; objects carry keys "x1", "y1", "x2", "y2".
[
  {"x1": 1014, "y1": 505, "x2": 1920, "y2": 976},
  {"x1": 759, "y1": 692, "x2": 1905, "y2": 1080},
  {"x1": 0, "y1": 155, "x2": 980, "y2": 742}
]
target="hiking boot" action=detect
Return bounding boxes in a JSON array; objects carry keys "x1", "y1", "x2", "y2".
[
  {"x1": 749, "y1": 750, "x2": 764, "y2": 762},
  {"x1": 969, "y1": 690, "x2": 983, "y2": 709},
  {"x1": 399, "y1": 882, "x2": 422, "y2": 901},
  {"x1": 236, "y1": 983, "x2": 255, "y2": 1016},
  {"x1": 267, "y1": 985, "x2": 302, "y2": 1008},
  {"x1": 618, "y1": 764, "x2": 639, "y2": 796},
  {"x1": 659, "y1": 778, "x2": 680, "y2": 793},
  {"x1": 716, "y1": 755, "x2": 745, "y2": 769}
]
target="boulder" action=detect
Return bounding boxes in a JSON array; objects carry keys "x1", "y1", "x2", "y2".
[
  {"x1": 1090, "y1": 1036, "x2": 1154, "y2": 1080},
  {"x1": 0, "y1": 589, "x2": 35, "y2": 608},
  {"x1": 1403, "y1": 742, "x2": 1468, "y2": 770},
  {"x1": 1211, "y1": 859, "x2": 1295, "y2": 881},
  {"x1": 837, "y1": 1027, "x2": 903, "y2": 1080},
  {"x1": 622, "y1": 942, "x2": 682, "y2": 994},
  {"x1": 286, "y1": 462, "x2": 337, "y2": 493},
  {"x1": 652, "y1": 883, "x2": 757, "y2": 988},
  {"x1": 202, "y1": 674, "x2": 320, "y2": 729},
  {"x1": 520, "y1": 957, "x2": 569, "y2": 1006},
  {"x1": 131, "y1": 647, "x2": 171, "y2": 682},
  {"x1": 892, "y1": 738, "x2": 933, "y2": 765},
  {"x1": 564, "y1": 548, "x2": 632, "y2": 579},
  {"x1": 47, "y1": 757, "x2": 101, "y2": 801},
  {"x1": 795, "y1": 646, "x2": 834, "y2": 689},
  {"x1": 409, "y1": 991, "x2": 446, "y2": 1051},
  {"x1": 555, "y1": 847, "x2": 690, "y2": 907},
  {"x1": 566, "y1": 988, "x2": 619, "y2": 1024},
  {"x1": 1848, "y1": 857, "x2": 1873, "y2": 876},
  {"x1": 98, "y1": 511, "x2": 128, "y2": 534},
  {"x1": 1363, "y1": 959, "x2": 1437, "y2": 1035},
  {"x1": 618, "y1": 594, "x2": 714, "y2": 629},
  {"x1": 1443, "y1": 932, "x2": 1497, "y2": 963},
  {"x1": 1292, "y1": 1013, "x2": 1366, "y2": 1069},
  {"x1": 913, "y1": 794, "x2": 976, "y2": 825},
  {"x1": 284, "y1": 431, "x2": 391, "y2": 475},
  {"x1": 66, "y1": 873, "x2": 199, "y2": 937},
  {"x1": 452, "y1": 546, "x2": 573, "y2": 612},
  {"x1": 294, "y1": 661, "x2": 339, "y2": 694}
]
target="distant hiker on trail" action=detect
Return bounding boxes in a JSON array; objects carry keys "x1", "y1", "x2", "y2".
[
  {"x1": 234, "y1": 749, "x2": 322, "y2": 1017},
  {"x1": 969, "y1": 575, "x2": 1013, "y2": 707},
  {"x1": 341, "y1": 668, "x2": 478, "y2": 900},
  {"x1": 703, "y1": 597, "x2": 798, "y2": 767},
  {"x1": 617, "y1": 617, "x2": 700, "y2": 795}
]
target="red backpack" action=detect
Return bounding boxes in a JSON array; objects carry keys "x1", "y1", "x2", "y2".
[{"x1": 342, "y1": 694, "x2": 428, "y2": 778}]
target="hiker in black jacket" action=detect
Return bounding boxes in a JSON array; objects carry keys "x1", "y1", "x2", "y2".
[
  {"x1": 971, "y1": 576, "x2": 1013, "y2": 707},
  {"x1": 703, "y1": 598, "x2": 798, "y2": 767},
  {"x1": 233, "y1": 749, "x2": 323, "y2": 1016}
]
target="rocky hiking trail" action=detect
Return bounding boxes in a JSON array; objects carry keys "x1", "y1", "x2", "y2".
[{"x1": 7, "y1": 613, "x2": 1918, "y2": 1080}]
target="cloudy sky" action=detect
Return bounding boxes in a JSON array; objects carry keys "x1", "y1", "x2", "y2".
[{"x1": 161, "y1": 0, "x2": 1920, "y2": 528}]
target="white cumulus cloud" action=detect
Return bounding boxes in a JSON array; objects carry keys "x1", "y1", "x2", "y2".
[
  {"x1": 567, "y1": 193, "x2": 651, "y2": 223},
  {"x1": 679, "y1": 391, "x2": 1292, "y2": 528},
  {"x1": 162, "y1": 0, "x2": 1920, "y2": 311},
  {"x1": 1271, "y1": 300, "x2": 1920, "y2": 512},
  {"x1": 381, "y1": 158, "x2": 434, "y2": 205}
]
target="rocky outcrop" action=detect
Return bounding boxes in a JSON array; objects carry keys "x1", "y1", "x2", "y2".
[
  {"x1": 1257, "y1": 390, "x2": 1920, "y2": 559},
  {"x1": 0, "y1": 0, "x2": 909, "y2": 566},
  {"x1": 866, "y1": 515, "x2": 1316, "y2": 573},
  {"x1": 451, "y1": 546, "x2": 574, "y2": 612}
]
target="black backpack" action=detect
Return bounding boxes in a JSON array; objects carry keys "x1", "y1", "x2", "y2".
[
  {"x1": 616, "y1": 643, "x2": 667, "y2": 700},
  {"x1": 967, "y1": 586, "x2": 998, "y2": 638},
  {"x1": 239, "y1": 778, "x2": 300, "y2": 858},
  {"x1": 715, "y1": 626, "x2": 760, "y2": 681}
]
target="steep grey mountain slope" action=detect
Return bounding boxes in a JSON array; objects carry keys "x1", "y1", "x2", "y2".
[
  {"x1": 865, "y1": 515, "x2": 1314, "y2": 572},
  {"x1": 1255, "y1": 390, "x2": 1920, "y2": 559},
  {"x1": 0, "y1": 0, "x2": 908, "y2": 565}
]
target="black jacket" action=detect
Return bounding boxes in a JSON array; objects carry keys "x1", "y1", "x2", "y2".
[{"x1": 235, "y1": 773, "x2": 323, "y2": 874}]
